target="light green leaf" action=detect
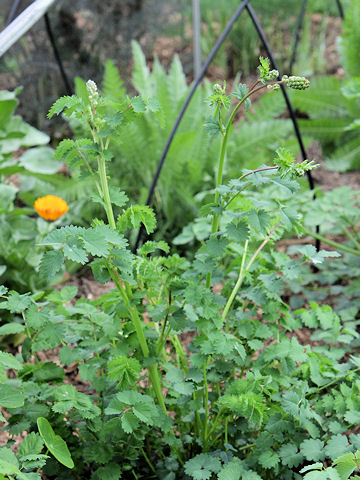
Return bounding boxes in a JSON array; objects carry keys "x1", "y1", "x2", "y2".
[
  {"x1": 0, "y1": 323, "x2": 25, "y2": 336},
  {"x1": 39, "y1": 250, "x2": 64, "y2": 282},
  {"x1": 19, "y1": 147, "x2": 61, "y2": 174},
  {"x1": 217, "y1": 458, "x2": 243, "y2": 480},
  {"x1": 0, "y1": 384, "x2": 24, "y2": 408},
  {"x1": 0, "y1": 351, "x2": 22, "y2": 370},
  {"x1": 37, "y1": 417, "x2": 74, "y2": 469}
]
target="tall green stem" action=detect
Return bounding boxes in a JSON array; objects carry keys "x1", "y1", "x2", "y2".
[
  {"x1": 221, "y1": 240, "x2": 248, "y2": 323},
  {"x1": 203, "y1": 359, "x2": 210, "y2": 449},
  {"x1": 205, "y1": 85, "x2": 267, "y2": 288},
  {"x1": 98, "y1": 155, "x2": 116, "y2": 229},
  {"x1": 221, "y1": 223, "x2": 279, "y2": 325},
  {"x1": 98, "y1": 153, "x2": 167, "y2": 414}
]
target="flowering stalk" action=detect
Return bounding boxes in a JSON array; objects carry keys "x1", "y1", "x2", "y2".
[
  {"x1": 86, "y1": 81, "x2": 167, "y2": 414},
  {"x1": 205, "y1": 66, "x2": 309, "y2": 288}
]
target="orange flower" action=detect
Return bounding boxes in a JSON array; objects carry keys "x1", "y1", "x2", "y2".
[{"x1": 34, "y1": 195, "x2": 69, "y2": 221}]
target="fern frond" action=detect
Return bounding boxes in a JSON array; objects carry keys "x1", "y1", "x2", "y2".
[
  {"x1": 339, "y1": 0, "x2": 360, "y2": 77},
  {"x1": 167, "y1": 54, "x2": 187, "y2": 107},
  {"x1": 297, "y1": 118, "x2": 350, "y2": 140},
  {"x1": 103, "y1": 60, "x2": 126, "y2": 103},
  {"x1": 131, "y1": 40, "x2": 151, "y2": 97},
  {"x1": 326, "y1": 135, "x2": 360, "y2": 172},
  {"x1": 291, "y1": 76, "x2": 350, "y2": 118}
]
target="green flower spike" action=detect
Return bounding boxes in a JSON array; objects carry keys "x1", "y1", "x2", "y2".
[{"x1": 282, "y1": 75, "x2": 310, "y2": 90}]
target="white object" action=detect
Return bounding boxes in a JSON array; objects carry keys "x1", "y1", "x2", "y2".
[
  {"x1": 0, "y1": 0, "x2": 57, "y2": 57},
  {"x1": 192, "y1": 0, "x2": 202, "y2": 77}
]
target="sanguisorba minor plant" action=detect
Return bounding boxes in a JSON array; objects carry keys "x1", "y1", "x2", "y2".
[{"x1": 3, "y1": 57, "x2": 360, "y2": 480}]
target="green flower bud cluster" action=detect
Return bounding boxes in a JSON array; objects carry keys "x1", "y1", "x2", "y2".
[
  {"x1": 282, "y1": 75, "x2": 310, "y2": 90},
  {"x1": 265, "y1": 69, "x2": 279, "y2": 81},
  {"x1": 213, "y1": 83, "x2": 226, "y2": 95},
  {"x1": 267, "y1": 84, "x2": 280, "y2": 91}
]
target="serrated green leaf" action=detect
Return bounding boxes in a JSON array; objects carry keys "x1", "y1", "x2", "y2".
[
  {"x1": 131, "y1": 96, "x2": 146, "y2": 113},
  {"x1": 258, "y1": 450, "x2": 280, "y2": 469},
  {"x1": 225, "y1": 220, "x2": 249, "y2": 242},
  {"x1": 0, "y1": 447, "x2": 20, "y2": 475},
  {"x1": 109, "y1": 187, "x2": 128, "y2": 207},
  {"x1": 18, "y1": 433, "x2": 44, "y2": 458},
  {"x1": 92, "y1": 462, "x2": 122, "y2": 480},
  {"x1": 279, "y1": 443, "x2": 303, "y2": 468},
  {"x1": 48, "y1": 95, "x2": 79, "y2": 118},
  {"x1": 248, "y1": 209, "x2": 271, "y2": 233},
  {"x1": 121, "y1": 411, "x2": 139, "y2": 434},
  {"x1": 0, "y1": 323, "x2": 25, "y2": 335},
  {"x1": 0, "y1": 351, "x2": 22, "y2": 370},
  {"x1": 117, "y1": 205, "x2": 156, "y2": 234},
  {"x1": 107, "y1": 356, "x2": 141, "y2": 389},
  {"x1": 39, "y1": 250, "x2": 64, "y2": 281},
  {"x1": 325, "y1": 435, "x2": 351, "y2": 460},
  {"x1": 0, "y1": 384, "x2": 24, "y2": 408},
  {"x1": 63, "y1": 237, "x2": 88, "y2": 264},
  {"x1": 0, "y1": 291, "x2": 32, "y2": 313},
  {"x1": 138, "y1": 240, "x2": 169, "y2": 256},
  {"x1": 82, "y1": 228, "x2": 110, "y2": 257},
  {"x1": 184, "y1": 454, "x2": 222, "y2": 480},
  {"x1": 217, "y1": 458, "x2": 243, "y2": 480},
  {"x1": 301, "y1": 439, "x2": 326, "y2": 461}
]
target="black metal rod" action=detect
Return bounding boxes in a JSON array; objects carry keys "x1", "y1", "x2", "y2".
[
  {"x1": 44, "y1": 13, "x2": 72, "y2": 95},
  {"x1": 134, "y1": 0, "x2": 250, "y2": 251},
  {"x1": 289, "y1": 0, "x2": 308, "y2": 74},
  {"x1": 6, "y1": 0, "x2": 22, "y2": 26},
  {"x1": 336, "y1": 0, "x2": 344, "y2": 19}
]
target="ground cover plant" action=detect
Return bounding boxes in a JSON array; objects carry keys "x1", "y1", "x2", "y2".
[{"x1": 1, "y1": 57, "x2": 360, "y2": 480}]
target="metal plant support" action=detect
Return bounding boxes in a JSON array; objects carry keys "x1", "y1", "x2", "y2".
[{"x1": 44, "y1": 13, "x2": 73, "y2": 95}]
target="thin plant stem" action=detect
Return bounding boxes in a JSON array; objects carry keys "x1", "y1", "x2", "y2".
[
  {"x1": 354, "y1": 453, "x2": 360, "y2": 472},
  {"x1": 225, "y1": 166, "x2": 279, "y2": 209},
  {"x1": 193, "y1": 391, "x2": 202, "y2": 437},
  {"x1": 341, "y1": 225, "x2": 360, "y2": 250},
  {"x1": 206, "y1": 406, "x2": 225, "y2": 443},
  {"x1": 97, "y1": 155, "x2": 116, "y2": 229},
  {"x1": 205, "y1": 82, "x2": 274, "y2": 288},
  {"x1": 237, "y1": 441, "x2": 256, "y2": 451},
  {"x1": 225, "y1": 418, "x2": 228, "y2": 444},
  {"x1": 96, "y1": 135, "x2": 168, "y2": 413},
  {"x1": 310, "y1": 366, "x2": 360, "y2": 394},
  {"x1": 203, "y1": 358, "x2": 210, "y2": 449},
  {"x1": 140, "y1": 447, "x2": 156, "y2": 474},
  {"x1": 222, "y1": 240, "x2": 248, "y2": 323},
  {"x1": 221, "y1": 223, "x2": 279, "y2": 325},
  {"x1": 302, "y1": 228, "x2": 360, "y2": 256},
  {"x1": 106, "y1": 263, "x2": 167, "y2": 414}
]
